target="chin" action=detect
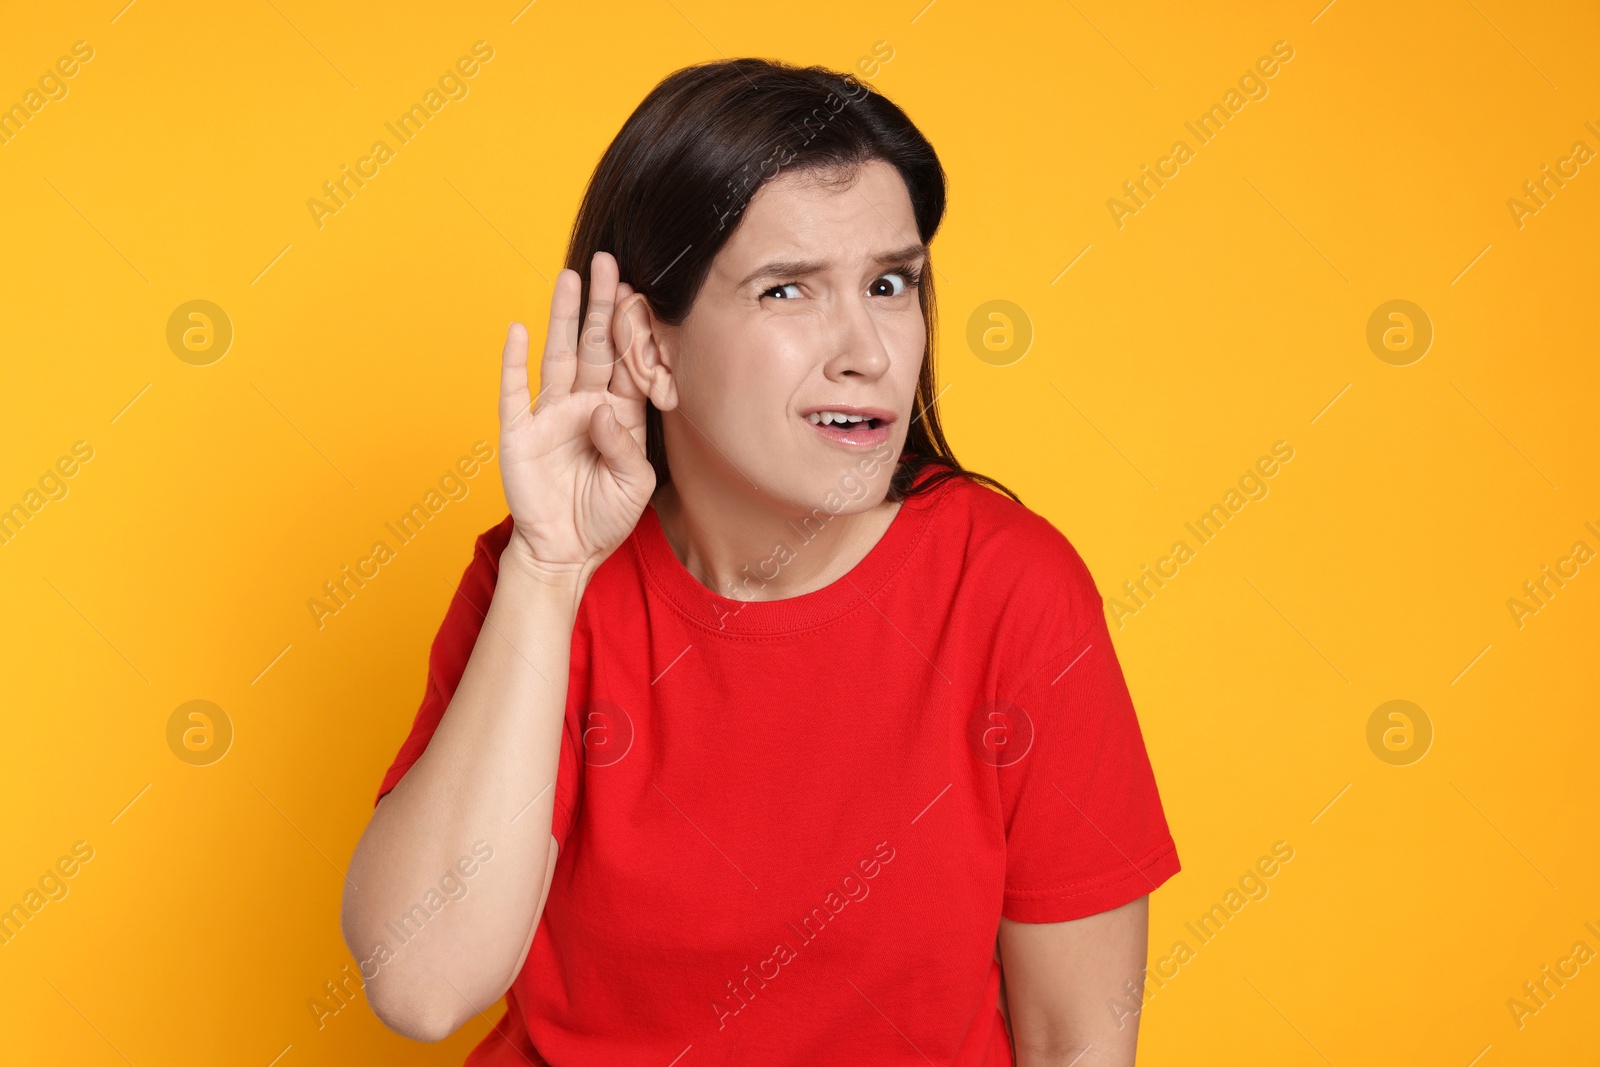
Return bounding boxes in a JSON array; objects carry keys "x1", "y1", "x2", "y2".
[{"x1": 759, "y1": 459, "x2": 894, "y2": 520}]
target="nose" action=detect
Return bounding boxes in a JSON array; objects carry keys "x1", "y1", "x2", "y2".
[{"x1": 821, "y1": 293, "x2": 892, "y2": 381}]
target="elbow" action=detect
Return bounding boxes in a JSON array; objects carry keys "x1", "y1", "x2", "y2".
[
  {"x1": 366, "y1": 979, "x2": 468, "y2": 1043},
  {"x1": 371, "y1": 998, "x2": 462, "y2": 1044},
  {"x1": 341, "y1": 909, "x2": 468, "y2": 1042}
]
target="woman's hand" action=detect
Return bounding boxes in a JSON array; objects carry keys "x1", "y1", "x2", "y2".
[{"x1": 498, "y1": 251, "x2": 657, "y2": 581}]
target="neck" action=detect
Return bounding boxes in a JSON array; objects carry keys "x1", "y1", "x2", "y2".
[{"x1": 650, "y1": 473, "x2": 900, "y2": 603}]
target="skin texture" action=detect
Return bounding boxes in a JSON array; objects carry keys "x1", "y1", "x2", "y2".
[
  {"x1": 342, "y1": 158, "x2": 1150, "y2": 1052},
  {"x1": 616, "y1": 159, "x2": 929, "y2": 599},
  {"x1": 999, "y1": 897, "x2": 1151, "y2": 1065}
]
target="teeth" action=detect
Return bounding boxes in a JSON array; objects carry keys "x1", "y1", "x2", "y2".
[{"x1": 807, "y1": 411, "x2": 870, "y2": 425}]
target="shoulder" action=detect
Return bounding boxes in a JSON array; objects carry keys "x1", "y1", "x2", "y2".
[{"x1": 928, "y1": 472, "x2": 1106, "y2": 646}]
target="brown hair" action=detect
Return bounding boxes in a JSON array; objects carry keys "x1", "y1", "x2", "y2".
[{"x1": 562, "y1": 56, "x2": 1020, "y2": 505}]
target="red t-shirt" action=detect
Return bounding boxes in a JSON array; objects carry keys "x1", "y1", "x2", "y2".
[{"x1": 375, "y1": 465, "x2": 1180, "y2": 1066}]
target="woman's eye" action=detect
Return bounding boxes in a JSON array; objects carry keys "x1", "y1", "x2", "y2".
[
  {"x1": 763, "y1": 272, "x2": 920, "y2": 301},
  {"x1": 870, "y1": 271, "x2": 917, "y2": 298}
]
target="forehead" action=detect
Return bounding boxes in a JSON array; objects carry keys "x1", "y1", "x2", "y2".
[{"x1": 711, "y1": 160, "x2": 919, "y2": 276}]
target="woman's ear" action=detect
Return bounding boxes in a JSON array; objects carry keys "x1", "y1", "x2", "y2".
[{"x1": 615, "y1": 291, "x2": 679, "y2": 411}]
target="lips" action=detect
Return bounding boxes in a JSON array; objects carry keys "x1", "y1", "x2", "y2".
[
  {"x1": 800, "y1": 405, "x2": 895, "y2": 449},
  {"x1": 800, "y1": 405, "x2": 896, "y2": 424}
]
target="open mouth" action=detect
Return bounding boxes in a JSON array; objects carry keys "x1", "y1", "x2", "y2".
[{"x1": 803, "y1": 410, "x2": 892, "y2": 447}]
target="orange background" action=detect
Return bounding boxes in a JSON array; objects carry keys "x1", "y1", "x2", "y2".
[{"x1": 1, "y1": 1, "x2": 1596, "y2": 1063}]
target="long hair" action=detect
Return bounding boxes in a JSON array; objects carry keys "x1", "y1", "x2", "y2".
[{"x1": 562, "y1": 57, "x2": 1020, "y2": 506}]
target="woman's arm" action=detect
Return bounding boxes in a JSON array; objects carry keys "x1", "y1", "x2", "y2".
[
  {"x1": 998, "y1": 896, "x2": 1151, "y2": 1066},
  {"x1": 340, "y1": 253, "x2": 657, "y2": 1041},
  {"x1": 340, "y1": 556, "x2": 585, "y2": 1041}
]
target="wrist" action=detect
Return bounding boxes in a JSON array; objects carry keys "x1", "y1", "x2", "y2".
[{"x1": 498, "y1": 535, "x2": 598, "y2": 600}]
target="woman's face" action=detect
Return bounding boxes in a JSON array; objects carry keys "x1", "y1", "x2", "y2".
[{"x1": 652, "y1": 159, "x2": 928, "y2": 514}]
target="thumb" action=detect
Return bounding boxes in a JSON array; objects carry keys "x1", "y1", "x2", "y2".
[{"x1": 589, "y1": 402, "x2": 651, "y2": 485}]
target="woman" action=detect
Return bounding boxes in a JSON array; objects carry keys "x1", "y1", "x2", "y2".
[{"x1": 342, "y1": 57, "x2": 1180, "y2": 1066}]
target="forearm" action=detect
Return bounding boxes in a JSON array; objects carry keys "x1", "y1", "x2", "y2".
[{"x1": 341, "y1": 554, "x2": 584, "y2": 1040}]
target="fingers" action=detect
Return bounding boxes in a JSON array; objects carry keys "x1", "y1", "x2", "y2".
[
  {"x1": 608, "y1": 282, "x2": 648, "y2": 402},
  {"x1": 499, "y1": 322, "x2": 533, "y2": 431},
  {"x1": 588, "y1": 402, "x2": 653, "y2": 491},
  {"x1": 539, "y1": 269, "x2": 581, "y2": 400},
  {"x1": 535, "y1": 254, "x2": 630, "y2": 410},
  {"x1": 575, "y1": 251, "x2": 619, "y2": 392}
]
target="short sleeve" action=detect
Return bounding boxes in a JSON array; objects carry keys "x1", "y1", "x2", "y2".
[
  {"x1": 996, "y1": 606, "x2": 1180, "y2": 923},
  {"x1": 373, "y1": 516, "x2": 582, "y2": 851}
]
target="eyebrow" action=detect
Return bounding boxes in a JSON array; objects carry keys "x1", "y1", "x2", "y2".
[{"x1": 735, "y1": 242, "x2": 929, "y2": 291}]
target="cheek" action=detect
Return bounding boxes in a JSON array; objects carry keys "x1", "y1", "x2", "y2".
[
  {"x1": 892, "y1": 324, "x2": 927, "y2": 401},
  {"x1": 685, "y1": 320, "x2": 807, "y2": 433}
]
